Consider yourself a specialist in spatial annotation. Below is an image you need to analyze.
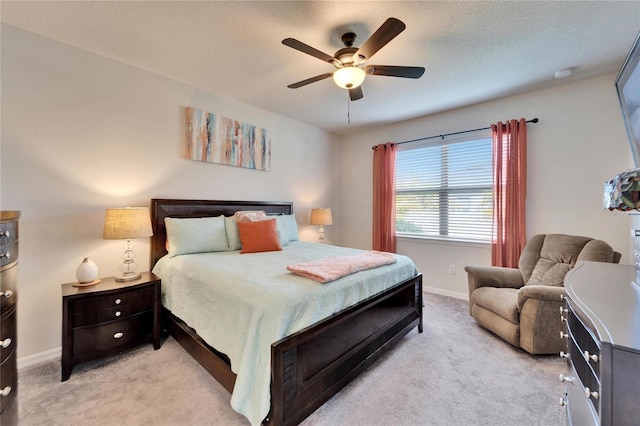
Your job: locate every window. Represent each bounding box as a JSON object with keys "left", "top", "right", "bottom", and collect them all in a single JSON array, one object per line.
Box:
[{"left": 395, "top": 133, "right": 492, "bottom": 242}]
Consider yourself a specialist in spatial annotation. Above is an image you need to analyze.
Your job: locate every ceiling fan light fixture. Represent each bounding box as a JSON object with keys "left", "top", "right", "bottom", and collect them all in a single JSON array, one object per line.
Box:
[{"left": 333, "top": 66, "right": 366, "bottom": 89}]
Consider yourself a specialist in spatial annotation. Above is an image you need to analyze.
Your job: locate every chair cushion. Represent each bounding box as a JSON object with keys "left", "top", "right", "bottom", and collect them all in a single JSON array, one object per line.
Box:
[
  {"left": 525, "top": 234, "right": 592, "bottom": 286},
  {"left": 472, "top": 287, "right": 520, "bottom": 324}
]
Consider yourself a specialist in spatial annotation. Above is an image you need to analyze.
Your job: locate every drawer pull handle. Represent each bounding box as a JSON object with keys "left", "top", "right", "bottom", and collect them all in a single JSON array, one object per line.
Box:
[
  {"left": 0, "top": 290, "right": 13, "bottom": 298},
  {"left": 584, "top": 351, "right": 599, "bottom": 363},
  {"left": 0, "top": 386, "right": 11, "bottom": 397},
  {"left": 560, "top": 294, "right": 565, "bottom": 301},
  {"left": 559, "top": 351, "right": 570, "bottom": 359},
  {"left": 115, "top": 311, "right": 122, "bottom": 317},
  {"left": 115, "top": 299, "right": 122, "bottom": 305},
  {"left": 559, "top": 307, "right": 568, "bottom": 315},
  {"left": 559, "top": 397, "right": 566, "bottom": 406},
  {"left": 559, "top": 374, "right": 574, "bottom": 383},
  {"left": 0, "top": 230, "right": 10, "bottom": 238},
  {"left": 113, "top": 332, "right": 124, "bottom": 339},
  {"left": 0, "top": 251, "right": 10, "bottom": 260},
  {"left": 0, "top": 338, "right": 11, "bottom": 349},
  {"left": 584, "top": 387, "right": 599, "bottom": 400},
  {"left": 560, "top": 332, "right": 569, "bottom": 340}
]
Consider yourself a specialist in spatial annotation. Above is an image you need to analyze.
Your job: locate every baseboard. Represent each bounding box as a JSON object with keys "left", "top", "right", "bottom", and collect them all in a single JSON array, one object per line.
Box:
[
  {"left": 18, "top": 347, "right": 61, "bottom": 370},
  {"left": 423, "top": 286, "right": 468, "bottom": 301}
]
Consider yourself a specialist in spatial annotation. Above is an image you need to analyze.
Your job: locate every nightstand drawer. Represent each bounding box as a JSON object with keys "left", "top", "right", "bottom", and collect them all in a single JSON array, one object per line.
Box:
[
  {"left": 0, "top": 349, "right": 17, "bottom": 414},
  {"left": 71, "top": 285, "right": 155, "bottom": 322},
  {"left": 72, "top": 311, "right": 154, "bottom": 356},
  {"left": 0, "top": 307, "right": 16, "bottom": 364},
  {"left": 71, "top": 286, "right": 155, "bottom": 327}
]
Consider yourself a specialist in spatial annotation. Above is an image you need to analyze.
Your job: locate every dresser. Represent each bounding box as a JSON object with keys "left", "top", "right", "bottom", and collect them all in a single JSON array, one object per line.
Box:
[
  {"left": 0, "top": 211, "right": 19, "bottom": 426},
  {"left": 61, "top": 272, "right": 161, "bottom": 381},
  {"left": 562, "top": 261, "right": 640, "bottom": 425}
]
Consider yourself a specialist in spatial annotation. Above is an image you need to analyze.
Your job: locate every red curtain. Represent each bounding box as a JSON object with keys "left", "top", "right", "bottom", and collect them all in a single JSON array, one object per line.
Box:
[
  {"left": 372, "top": 142, "right": 397, "bottom": 253},
  {"left": 491, "top": 119, "right": 527, "bottom": 267}
]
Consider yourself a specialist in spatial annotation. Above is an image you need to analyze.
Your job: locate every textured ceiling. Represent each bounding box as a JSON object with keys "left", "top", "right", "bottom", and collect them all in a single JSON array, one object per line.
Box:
[{"left": 2, "top": 1, "right": 639, "bottom": 135}]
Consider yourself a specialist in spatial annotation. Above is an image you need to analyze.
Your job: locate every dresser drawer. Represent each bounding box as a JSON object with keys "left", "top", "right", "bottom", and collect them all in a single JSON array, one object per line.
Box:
[
  {"left": 0, "top": 349, "right": 17, "bottom": 414},
  {"left": 0, "top": 265, "right": 17, "bottom": 314},
  {"left": 72, "top": 311, "right": 154, "bottom": 356},
  {"left": 566, "top": 362, "right": 598, "bottom": 426},
  {"left": 0, "top": 307, "right": 16, "bottom": 364},
  {"left": 567, "top": 305, "right": 601, "bottom": 377},
  {"left": 0, "top": 221, "right": 17, "bottom": 245},
  {"left": 71, "top": 285, "right": 155, "bottom": 326},
  {"left": 0, "top": 240, "right": 17, "bottom": 271}
]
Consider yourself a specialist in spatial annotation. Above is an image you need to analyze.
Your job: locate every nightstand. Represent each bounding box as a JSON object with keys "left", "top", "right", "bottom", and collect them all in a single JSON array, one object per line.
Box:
[{"left": 61, "top": 271, "right": 161, "bottom": 381}]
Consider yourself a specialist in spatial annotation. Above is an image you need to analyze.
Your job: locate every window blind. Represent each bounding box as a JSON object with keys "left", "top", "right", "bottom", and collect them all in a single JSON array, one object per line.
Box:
[{"left": 396, "top": 135, "right": 493, "bottom": 242}]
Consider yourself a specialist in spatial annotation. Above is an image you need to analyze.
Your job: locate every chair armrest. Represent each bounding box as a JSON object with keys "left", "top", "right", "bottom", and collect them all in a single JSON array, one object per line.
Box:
[
  {"left": 465, "top": 265, "right": 524, "bottom": 291},
  {"left": 465, "top": 265, "right": 524, "bottom": 315},
  {"left": 517, "top": 285, "right": 567, "bottom": 312}
]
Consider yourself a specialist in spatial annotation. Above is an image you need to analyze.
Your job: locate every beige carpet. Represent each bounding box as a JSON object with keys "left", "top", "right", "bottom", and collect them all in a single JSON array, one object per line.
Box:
[{"left": 18, "top": 293, "right": 565, "bottom": 425}]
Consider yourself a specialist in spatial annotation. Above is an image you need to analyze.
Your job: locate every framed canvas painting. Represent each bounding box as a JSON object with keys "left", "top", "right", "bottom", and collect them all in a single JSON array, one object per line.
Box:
[{"left": 615, "top": 32, "right": 640, "bottom": 167}]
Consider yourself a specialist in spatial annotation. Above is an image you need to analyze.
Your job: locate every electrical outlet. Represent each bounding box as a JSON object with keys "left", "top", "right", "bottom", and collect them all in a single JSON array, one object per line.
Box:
[{"left": 449, "top": 265, "right": 456, "bottom": 275}]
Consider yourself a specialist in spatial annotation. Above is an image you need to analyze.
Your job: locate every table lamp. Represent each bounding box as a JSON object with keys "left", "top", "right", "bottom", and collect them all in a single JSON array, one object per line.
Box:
[
  {"left": 103, "top": 207, "right": 153, "bottom": 281},
  {"left": 310, "top": 208, "right": 332, "bottom": 244}
]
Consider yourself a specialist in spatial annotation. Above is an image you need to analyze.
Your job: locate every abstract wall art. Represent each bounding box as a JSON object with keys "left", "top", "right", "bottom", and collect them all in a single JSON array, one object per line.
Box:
[{"left": 185, "top": 106, "right": 271, "bottom": 171}]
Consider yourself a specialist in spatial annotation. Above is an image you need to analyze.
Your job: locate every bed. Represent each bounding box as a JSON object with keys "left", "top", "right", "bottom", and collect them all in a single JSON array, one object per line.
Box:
[{"left": 149, "top": 198, "right": 423, "bottom": 426}]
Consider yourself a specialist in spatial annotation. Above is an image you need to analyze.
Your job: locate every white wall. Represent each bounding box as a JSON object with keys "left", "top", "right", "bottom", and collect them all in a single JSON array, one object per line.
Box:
[
  {"left": 340, "top": 74, "right": 632, "bottom": 298},
  {"left": 1, "top": 25, "right": 342, "bottom": 362}
]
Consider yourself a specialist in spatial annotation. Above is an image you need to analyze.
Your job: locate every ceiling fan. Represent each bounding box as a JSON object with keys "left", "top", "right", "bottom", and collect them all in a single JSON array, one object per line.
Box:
[{"left": 282, "top": 17, "right": 425, "bottom": 101}]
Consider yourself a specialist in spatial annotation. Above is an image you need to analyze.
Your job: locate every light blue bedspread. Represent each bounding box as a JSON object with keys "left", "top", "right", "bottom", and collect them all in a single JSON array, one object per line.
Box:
[{"left": 153, "top": 241, "right": 418, "bottom": 425}]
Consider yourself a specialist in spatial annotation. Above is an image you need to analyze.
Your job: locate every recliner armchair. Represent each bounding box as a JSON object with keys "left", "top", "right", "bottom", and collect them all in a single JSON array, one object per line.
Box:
[{"left": 465, "top": 234, "right": 620, "bottom": 355}]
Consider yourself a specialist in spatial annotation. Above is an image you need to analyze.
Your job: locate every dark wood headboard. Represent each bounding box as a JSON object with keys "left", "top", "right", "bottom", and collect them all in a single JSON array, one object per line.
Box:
[{"left": 149, "top": 198, "right": 293, "bottom": 268}]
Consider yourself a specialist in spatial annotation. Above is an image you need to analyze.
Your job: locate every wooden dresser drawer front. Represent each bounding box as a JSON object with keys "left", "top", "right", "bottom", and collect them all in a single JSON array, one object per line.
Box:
[
  {"left": 0, "top": 221, "right": 17, "bottom": 245},
  {"left": 72, "top": 312, "right": 154, "bottom": 356},
  {"left": 0, "top": 307, "right": 16, "bottom": 363},
  {"left": 566, "top": 361, "right": 599, "bottom": 426},
  {"left": 0, "top": 265, "right": 17, "bottom": 314},
  {"left": 71, "top": 286, "right": 155, "bottom": 316},
  {"left": 0, "top": 240, "right": 17, "bottom": 271},
  {"left": 0, "top": 349, "right": 17, "bottom": 413},
  {"left": 72, "top": 304, "right": 152, "bottom": 327},
  {"left": 567, "top": 308, "right": 601, "bottom": 379}
]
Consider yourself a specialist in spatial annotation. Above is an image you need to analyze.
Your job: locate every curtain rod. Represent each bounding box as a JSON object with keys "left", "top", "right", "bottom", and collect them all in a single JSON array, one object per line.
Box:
[{"left": 390, "top": 117, "right": 539, "bottom": 147}]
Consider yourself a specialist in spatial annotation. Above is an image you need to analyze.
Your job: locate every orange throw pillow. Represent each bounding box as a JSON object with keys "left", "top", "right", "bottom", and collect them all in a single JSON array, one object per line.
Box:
[{"left": 238, "top": 218, "right": 283, "bottom": 254}]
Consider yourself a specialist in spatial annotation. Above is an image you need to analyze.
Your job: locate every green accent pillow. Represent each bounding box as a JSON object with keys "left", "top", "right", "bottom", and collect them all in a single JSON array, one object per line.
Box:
[{"left": 165, "top": 216, "right": 229, "bottom": 257}]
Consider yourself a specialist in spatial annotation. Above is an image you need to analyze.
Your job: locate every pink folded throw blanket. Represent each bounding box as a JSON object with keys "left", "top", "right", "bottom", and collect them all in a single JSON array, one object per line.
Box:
[{"left": 287, "top": 251, "right": 397, "bottom": 283}]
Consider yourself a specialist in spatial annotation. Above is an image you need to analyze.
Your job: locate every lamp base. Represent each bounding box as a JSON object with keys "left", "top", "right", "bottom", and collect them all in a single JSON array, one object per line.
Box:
[
  {"left": 115, "top": 273, "right": 141, "bottom": 282},
  {"left": 318, "top": 225, "right": 327, "bottom": 244}
]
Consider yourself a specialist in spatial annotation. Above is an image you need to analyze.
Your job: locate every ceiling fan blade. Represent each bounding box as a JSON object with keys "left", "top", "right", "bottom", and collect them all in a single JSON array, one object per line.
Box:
[
  {"left": 354, "top": 17, "right": 406, "bottom": 62},
  {"left": 287, "top": 72, "right": 334, "bottom": 89},
  {"left": 365, "top": 65, "right": 425, "bottom": 79},
  {"left": 282, "top": 38, "right": 338, "bottom": 65},
  {"left": 349, "top": 86, "right": 364, "bottom": 101}
]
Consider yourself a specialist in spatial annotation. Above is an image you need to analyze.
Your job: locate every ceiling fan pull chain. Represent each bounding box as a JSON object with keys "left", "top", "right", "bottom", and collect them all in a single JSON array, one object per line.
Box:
[{"left": 347, "top": 94, "right": 351, "bottom": 124}]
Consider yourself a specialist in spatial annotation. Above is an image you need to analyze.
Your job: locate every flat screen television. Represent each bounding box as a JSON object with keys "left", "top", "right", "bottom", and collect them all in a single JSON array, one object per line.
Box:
[{"left": 615, "top": 32, "right": 640, "bottom": 167}]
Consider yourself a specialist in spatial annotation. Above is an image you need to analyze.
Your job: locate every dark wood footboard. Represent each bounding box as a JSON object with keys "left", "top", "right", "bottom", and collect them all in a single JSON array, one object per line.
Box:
[{"left": 269, "top": 273, "right": 423, "bottom": 426}]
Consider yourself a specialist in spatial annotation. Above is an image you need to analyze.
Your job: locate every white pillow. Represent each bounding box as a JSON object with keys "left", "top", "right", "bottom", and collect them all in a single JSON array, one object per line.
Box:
[
  {"left": 165, "top": 216, "right": 229, "bottom": 257},
  {"left": 276, "top": 214, "right": 299, "bottom": 243},
  {"left": 224, "top": 216, "right": 242, "bottom": 251}
]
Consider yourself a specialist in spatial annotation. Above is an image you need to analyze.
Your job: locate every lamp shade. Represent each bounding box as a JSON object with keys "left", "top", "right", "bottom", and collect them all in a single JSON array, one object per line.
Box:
[
  {"left": 103, "top": 207, "right": 153, "bottom": 240},
  {"left": 310, "top": 208, "right": 333, "bottom": 226},
  {"left": 332, "top": 67, "right": 366, "bottom": 89}
]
